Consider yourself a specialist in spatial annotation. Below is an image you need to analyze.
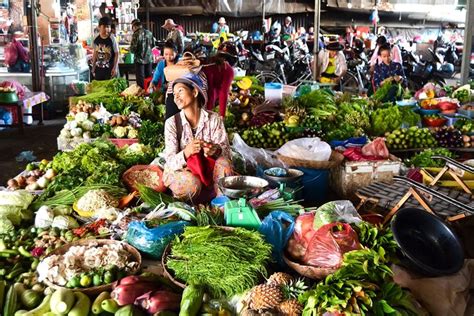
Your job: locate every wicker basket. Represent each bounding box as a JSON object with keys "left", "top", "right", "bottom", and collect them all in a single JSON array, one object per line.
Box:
[
  {"left": 283, "top": 253, "right": 338, "bottom": 280},
  {"left": 277, "top": 150, "right": 344, "bottom": 169},
  {"left": 161, "top": 244, "right": 186, "bottom": 289},
  {"left": 41, "top": 239, "right": 142, "bottom": 295},
  {"left": 122, "top": 165, "right": 166, "bottom": 193}
]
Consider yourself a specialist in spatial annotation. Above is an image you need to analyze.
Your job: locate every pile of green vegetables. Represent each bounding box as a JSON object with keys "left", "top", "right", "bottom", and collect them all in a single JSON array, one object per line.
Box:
[
  {"left": 138, "top": 120, "right": 165, "bottom": 150},
  {"left": 300, "top": 222, "right": 426, "bottom": 316},
  {"left": 70, "top": 78, "right": 128, "bottom": 113},
  {"left": 385, "top": 127, "right": 437, "bottom": 150},
  {"left": 166, "top": 226, "right": 272, "bottom": 298},
  {"left": 406, "top": 148, "right": 456, "bottom": 168},
  {"left": 37, "top": 140, "right": 154, "bottom": 197},
  {"left": 370, "top": 105, "right": 420, "bottom": 136}
]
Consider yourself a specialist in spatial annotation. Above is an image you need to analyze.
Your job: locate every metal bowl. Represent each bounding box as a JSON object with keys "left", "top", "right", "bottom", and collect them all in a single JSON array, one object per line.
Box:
[
  {"left": 218, "top": 176, "right": 269, "bottom": 198},
  {"left": 263, "top": 168, "right": 304, "bottom": 184}
]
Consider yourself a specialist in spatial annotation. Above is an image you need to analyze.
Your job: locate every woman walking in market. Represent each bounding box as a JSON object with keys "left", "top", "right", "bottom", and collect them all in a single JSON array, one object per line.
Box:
[
  {"left": 149, "top": 40, "right": 178, "bottom": 93},
  {"left": 163, "top": 72, "right": 233, "bottom": 203},
  {"left": 91, "top": 17, "right": 119, "bottom": 81},
  {"left": 164, "top": 42, "right": 237, "bottom": 119}
]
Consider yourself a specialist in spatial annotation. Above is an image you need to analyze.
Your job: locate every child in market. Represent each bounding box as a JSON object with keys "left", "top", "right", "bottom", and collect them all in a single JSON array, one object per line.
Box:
[
  {"left": 149, "top": 40, "right": 178, "bottom": 94},
  {"left": 91, "top": 17, "right": 119, "bottom": 81}
]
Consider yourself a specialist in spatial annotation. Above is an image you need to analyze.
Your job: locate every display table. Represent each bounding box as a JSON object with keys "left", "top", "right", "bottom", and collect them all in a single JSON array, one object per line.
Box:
[{"left": 0, "top": 91, "right": 49, "bottom": 134}]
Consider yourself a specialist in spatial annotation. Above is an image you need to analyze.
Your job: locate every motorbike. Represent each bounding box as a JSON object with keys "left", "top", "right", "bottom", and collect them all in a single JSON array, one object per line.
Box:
[
  {"left": 402, "top": 47, "right": 454, "bottom": 91},
  {"left": 340, "top": 50, "right": 371, "bottom": 94}
]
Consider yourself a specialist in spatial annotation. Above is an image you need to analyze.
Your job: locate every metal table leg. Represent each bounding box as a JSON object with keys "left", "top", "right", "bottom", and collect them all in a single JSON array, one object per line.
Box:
[{"left": 17, "top": 103, "right": 24, "bottom": 135}]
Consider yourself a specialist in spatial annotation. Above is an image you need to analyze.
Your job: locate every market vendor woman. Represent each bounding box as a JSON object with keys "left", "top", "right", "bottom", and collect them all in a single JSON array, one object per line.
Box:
[{"left": 163, "top": 73, "right": 233, "bottom": 202}]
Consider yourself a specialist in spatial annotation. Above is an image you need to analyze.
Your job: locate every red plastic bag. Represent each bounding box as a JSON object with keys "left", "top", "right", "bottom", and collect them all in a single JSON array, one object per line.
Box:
[
  {"left": 287, "top": 212, "right": 316, "bottom": 261},
  {"left": 343, "top": 147, "right": 383, "bottom": 161},
  {"left": 303, "top": 223, "right": 360, "bottom": 268},
  {"left": 361, "top": 137, "right": 389, "bottom": 159}
]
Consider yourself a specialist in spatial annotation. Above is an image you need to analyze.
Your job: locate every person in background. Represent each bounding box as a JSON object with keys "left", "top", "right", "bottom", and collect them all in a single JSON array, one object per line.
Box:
[
  {"left": 91, "top": 17, "right": 119, "bottom": 80},
  {"left": 373, "top": 43, "right": 406, "bottom": 89},
  {"left": 344, "top": 26, "right": 355, "bottom": 48},
  {"left": 163, "top": 73, "right": 233, "bottom": 202},
  {"left": 149, "top": 40, "right": 178, "bottom": 93},
  {"left": 317, "top": 40, "right": 347, "bottom": 84},
  {"left": 216, "top": 17, "right": 229, "bottom": 34},
  {"left": 7, "top": 22, "right": 14, "bottom": 35},
  {"left": 370, "top": 35, "right": 402, "bottom": 70},
  {"left": 282, "top": 16, "right": 295, "bottom": 37},
  {"left": 162, "top": 19, "right": 184, "bottom": 55},
  {"left": 5, "top": 33, "right": 30, "bottom": 73},
  {"left": 130, "top": 19, "right": 154, "bottom": 89},
  {"left": 201, "top": 41, "right": 236, "bottom": 118}
]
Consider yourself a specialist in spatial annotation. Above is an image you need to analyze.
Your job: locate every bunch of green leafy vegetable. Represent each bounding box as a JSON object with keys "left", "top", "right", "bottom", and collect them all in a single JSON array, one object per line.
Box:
[
  {"left": 138, "top": 120, "right": 164, "bottom": 149},
  {"left": 46, "top": 139, "right": 154, "bottom": 195},
  {"left": 122, "top": 96, "right": 164, "bottom": 121},
  {"left": 369, "top": 105, "right": 404, "bottom": 136},
  {"left": 300, "top": 249, "right": 426, "bottom": 316},
  {"left": 336, "top": 101, "right": 370, "bottom": 136},
  {"left": 352, "top": 221, "right": 399, "bottom": 260},
  {"left": 116, "top": 143, "right": 156, "bottom": 167},
  {"left": 167, "top": 226, "right": 272, "bottom": 298},
  {"left": 297, "top": 89, "right": 337, "bottom": 119},
  {"left": 87, "top": 78, "right": 128, "bottom": 94},
  {"left": 399, "top": 106, "right": 421, "bottom": 127},
  {"left": 372, "top": 80, "right": 403, "bottom": 103},
  {"left": 405, "top": 148, "right": 456, "bottom": 167}
]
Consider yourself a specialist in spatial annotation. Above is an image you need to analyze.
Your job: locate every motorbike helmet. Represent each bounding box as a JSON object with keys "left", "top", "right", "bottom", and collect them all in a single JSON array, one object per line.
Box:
[{"left": 217, "top": 41, "right": 239, "bottom": 66}]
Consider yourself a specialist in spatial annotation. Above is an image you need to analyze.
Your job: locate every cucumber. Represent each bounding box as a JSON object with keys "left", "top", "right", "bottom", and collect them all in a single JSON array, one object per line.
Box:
[
  {"left": 50, "top": 288, "right": 75, "bottom": 315},
  {"left": 67, "top": 292, "right": 91, "bottom": 316},
  {"left": 3, "top": 284, "right": 18, "bottom": 316},
  {"left": 22, "top": 294, "right": 52, "bottom": 316},
  {"left": 101, "top": 299, "right": 119, "bottom": 314},
  {"left": 92, "top": 291, "right": 111, "bottom": 314}
]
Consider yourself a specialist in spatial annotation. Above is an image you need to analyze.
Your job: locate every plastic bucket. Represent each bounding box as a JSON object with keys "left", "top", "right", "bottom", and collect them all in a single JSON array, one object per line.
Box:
[
  {"left": 265, "top": 82, "right": 283, "bottom": 102},
  {"left": 296, "top": 167, "right": 330, "bottom": 204},
  {"left": 211, "top": 196, "right": 231, "bottom": 210}
]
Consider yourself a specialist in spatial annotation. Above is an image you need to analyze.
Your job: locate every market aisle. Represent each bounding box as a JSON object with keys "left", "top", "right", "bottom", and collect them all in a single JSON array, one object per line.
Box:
[{"left": 0, "top": 118, "right": 64, "bottom": 184}]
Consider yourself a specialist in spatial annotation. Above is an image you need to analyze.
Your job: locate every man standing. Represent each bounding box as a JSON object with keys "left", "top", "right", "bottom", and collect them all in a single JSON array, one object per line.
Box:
[
  {"left": 92, "top": 17, "right": 119, "bottom": 80},
  {"left": 216, "top": 17, "right": 229, "bottom": 34},
  {"left": 162, "top": 19, "right": 184, "bottom": 55},
  {"left": 282, "top": 16, "right": 295, "bottom": 38},
  {"left": 130, "top": 19, "right": 154, "bottom": 89}
]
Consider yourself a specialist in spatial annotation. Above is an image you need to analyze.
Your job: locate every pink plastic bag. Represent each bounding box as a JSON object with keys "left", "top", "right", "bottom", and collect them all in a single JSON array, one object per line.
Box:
[
  {"left": 361, "top": 137, "right": 389, "bottom": 159},
  {"left": 286, "top": 213, "right": 316, "bottom": 261},
  {"left": 303, "top": 223, "right": 360, "bottom": 268}
]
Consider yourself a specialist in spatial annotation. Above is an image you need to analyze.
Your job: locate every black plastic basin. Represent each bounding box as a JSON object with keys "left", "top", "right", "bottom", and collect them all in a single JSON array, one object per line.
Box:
[{"left": 391, "top": 208, "right": 465, "bottom": 277}]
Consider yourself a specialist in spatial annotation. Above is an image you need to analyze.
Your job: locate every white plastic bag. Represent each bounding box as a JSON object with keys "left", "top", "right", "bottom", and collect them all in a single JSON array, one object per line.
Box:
[
  {"left": 277, "top": 138, "right": 331, "bottom": 161},
  {"left": 232, "top": 133, "right": 286, "bottom": 171}
]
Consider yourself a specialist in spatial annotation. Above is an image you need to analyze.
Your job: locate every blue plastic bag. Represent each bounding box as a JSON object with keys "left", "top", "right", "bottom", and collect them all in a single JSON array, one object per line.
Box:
[
  {"left": 258, "top": 211, "right": 295, "bottom": 267},
  {"left": 329, "top": 136, "right": 368, "bottom": 149},
  {"left": 126, "top": 221, "right": 189, "bottom": 259}
]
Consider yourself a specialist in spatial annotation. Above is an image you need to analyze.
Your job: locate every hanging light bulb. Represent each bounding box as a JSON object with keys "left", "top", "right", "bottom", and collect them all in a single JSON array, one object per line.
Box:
[{"left": 347, "top": 0, "right": 353, "bottom": 9}]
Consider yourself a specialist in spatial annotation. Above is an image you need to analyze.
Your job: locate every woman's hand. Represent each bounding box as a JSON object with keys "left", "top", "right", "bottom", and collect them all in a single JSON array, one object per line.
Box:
[
  {"left": 184, "top": 139, "right": 202, "bottom": 159},
  {"left": 202, "top": 142, "right": 221, "bottom": 158}
]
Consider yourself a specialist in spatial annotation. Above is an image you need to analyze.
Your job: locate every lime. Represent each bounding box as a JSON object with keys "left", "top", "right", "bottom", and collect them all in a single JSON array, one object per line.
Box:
[
  {"left": 92, "top": 274, "right": 102, "bottom": 287},
  {"left": 80, "top": 274, "right": 92, "bottom": 287},
  {"left": 69, "top": 276, "right": 80, "bottom": 288},
  {"left": 103, "top": 271, "right": 114, "bottom": 284}
]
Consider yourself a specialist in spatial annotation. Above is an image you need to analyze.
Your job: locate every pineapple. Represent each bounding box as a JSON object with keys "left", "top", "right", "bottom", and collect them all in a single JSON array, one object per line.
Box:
[
  {"left": 282, "top": 278, "right": 309, "bottom": 300},
  {"left": 267, "top": 272, "right": 294, "bottom": 287},
  {"left": 240, "top": 308, "right": 260, "bottom": 316},
  {"left": 249, "top": 284, "right": 284, "bottom": 311},
  {"left": 278, "top": 299, "right": 304, "bottom": 316}
]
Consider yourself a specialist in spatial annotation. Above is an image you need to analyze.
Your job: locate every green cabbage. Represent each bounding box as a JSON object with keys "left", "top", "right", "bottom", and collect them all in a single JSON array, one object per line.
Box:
[
  {"left": 0, "top": 216, "right": 14, "bottom": 234},
  {"left": 51, "top": 215, "right": 79, "bottom": 230},
  {"left": 0, "top": 191, "right": 34, "bottom": 225}
]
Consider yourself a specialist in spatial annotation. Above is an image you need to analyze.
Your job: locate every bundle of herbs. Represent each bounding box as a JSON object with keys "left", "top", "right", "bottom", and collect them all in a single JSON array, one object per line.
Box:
[{"left": 166, "top": 226, "right": 272, "bottom": 298}]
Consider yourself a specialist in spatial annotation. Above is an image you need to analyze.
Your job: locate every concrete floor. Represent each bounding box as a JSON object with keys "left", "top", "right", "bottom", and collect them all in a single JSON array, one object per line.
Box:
[{"left": 0, "top": 118, "right": 64, "bottom": 185}]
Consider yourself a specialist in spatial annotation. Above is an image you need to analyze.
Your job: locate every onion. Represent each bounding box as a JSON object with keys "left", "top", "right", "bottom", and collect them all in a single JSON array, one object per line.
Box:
[
  {"left": 7, "top": 178, "right": 19, "bottom": 189},
  {"left": 14, "top": 175, "right": 26, "bottom": 187},
  {"left": 26, "top": 176, "right": 37, "bottom": 185}
]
